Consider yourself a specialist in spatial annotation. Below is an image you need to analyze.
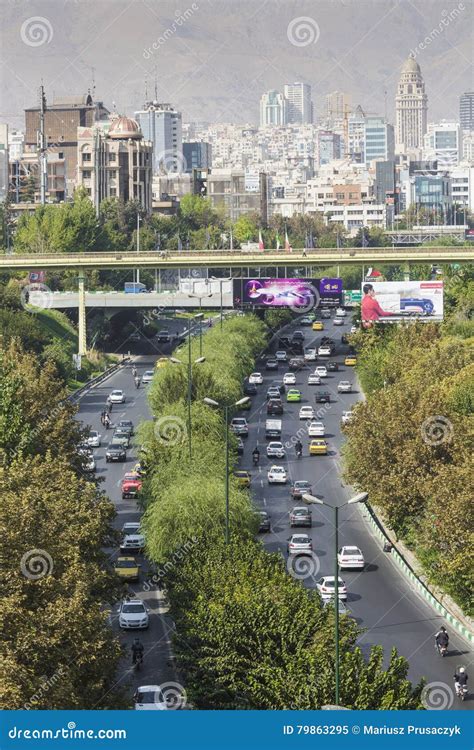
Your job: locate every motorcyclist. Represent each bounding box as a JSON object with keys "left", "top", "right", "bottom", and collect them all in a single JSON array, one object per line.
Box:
[
  {"left": 252, "top": 446, "right": 260, "bottom": 464},
  {"left": 295, "top": 439, "right": 303, "bottom": 456},
  {"left": 104, "top": 413, "right": 111, "bottom": 430},
  {"left": 131, "top": 638, "right": 144, "bottom": 665},
  {"left": 435, "top": 626, "right": 449, "bottom": 653},
  {"left": 132, "top": 366, "right": 137, "bottom": 378},
  {"left": 454, "top": 667, "right": 468, "bottom": 695},
  {"left": 134, "top": 375, "right": 140, "bottom": 389}
]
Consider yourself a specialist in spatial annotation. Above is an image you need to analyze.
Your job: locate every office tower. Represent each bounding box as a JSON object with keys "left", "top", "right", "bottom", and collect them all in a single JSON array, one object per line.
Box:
[
  {"left": 182, "top": 142, "right": 212, "bottom": 172},
  {"left": 395, "top": 57, "right": 428, "bottom": 150},
  {"left": 459, "top": 92, "right": 474, "bottom": 131},
  {"left": 424, "top": 121, "right": 462, "bottom": 169},
  {"left": 259, "top": 90, "right": 288, "bottom": 127},
  {"left": 364, "top": 117, "right": 395, "bottom": 165},
  {"left": 135, "top": 102, "right": 182, "bottom": 173},
  {"left": 284, "top": 83, "right": 313, "bottom": 125}
]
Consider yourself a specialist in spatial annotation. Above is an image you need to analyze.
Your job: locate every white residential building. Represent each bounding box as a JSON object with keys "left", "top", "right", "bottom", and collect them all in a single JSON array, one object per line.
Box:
[
  {"left": 449, "top": 164, "right": 474, "bottom": 211},
  {"left": 424, "top": 121, "right": 462, "bottom": 169},
  {"left": 314, "top": 203, "right": 386, "bottom": 235}
]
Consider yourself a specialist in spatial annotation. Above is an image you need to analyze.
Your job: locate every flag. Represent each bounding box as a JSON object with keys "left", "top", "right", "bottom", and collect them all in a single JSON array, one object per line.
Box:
[
  {"left": 205, "top": 228, "right": 211, "bottom": 248},
  {"left": 336, "top": 232, "right": 341, "bottom": 249},
  {"left": 275, "top": 231, "right": 281, "bottom": 250},
  {"left": 230, "top": 228, "right": 234, "bottom": 250},
  {"left": 258, "top": 229, "right": 265, "bottom": 251},
  {"left": 361, "top": 230, "right": 368, "bottom": 248},
  {"left": 285, "top": 228, "right": 292, "bottom": 253},
  {"left": 177, "top": 236, "right": 183, "bottom": 252}
]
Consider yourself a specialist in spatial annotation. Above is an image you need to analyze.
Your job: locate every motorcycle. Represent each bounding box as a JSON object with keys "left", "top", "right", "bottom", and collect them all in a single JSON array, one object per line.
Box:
[
  {"left": 252, "top": 452, "right": 260, "bottom": 466},
  {"left": 436, "top": 642, "right": 448, "bottom": 657},
  {"left": 295, "top": 447, "right": 302, "bottom": 459},
  {"left": 134, "top": 377, "right": 140, "bottom": 389},
  {"left": 455, "top": 683, "right": 468, "bottom": 701},
  {"left": 133, "top": 652, "right": 143, "bottom": 671}
]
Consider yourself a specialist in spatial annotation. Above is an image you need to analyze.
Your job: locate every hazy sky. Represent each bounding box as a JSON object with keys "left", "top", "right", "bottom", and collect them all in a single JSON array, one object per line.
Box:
[{"left": 1, "top": 0, "right": 472, "bottom": 129}]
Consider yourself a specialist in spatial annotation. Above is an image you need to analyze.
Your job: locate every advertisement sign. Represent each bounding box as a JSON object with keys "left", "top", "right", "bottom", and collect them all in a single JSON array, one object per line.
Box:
[
  {"left": 360, "top": 281, "right": 443, "bottom": 324},
  {"left": 344, "top": 290, "right": 362, "bottom": 306},
  {"left": 28, "top": 270, "right": 46, "bottom": 283},
  {"left": 233, "top": 278, "right": 342, "bottom": 310}
]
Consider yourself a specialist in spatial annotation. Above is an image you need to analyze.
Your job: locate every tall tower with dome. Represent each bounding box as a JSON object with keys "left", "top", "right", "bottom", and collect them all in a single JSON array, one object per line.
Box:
[{"left": 395, "top": 56, "right": 428, "bottom": 151}]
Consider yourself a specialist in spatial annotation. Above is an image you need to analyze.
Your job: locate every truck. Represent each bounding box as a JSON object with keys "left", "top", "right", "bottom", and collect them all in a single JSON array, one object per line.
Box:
[
  {"left": 265, "top": 419, "right": 282, "bottom": 439},
  {"left": 124, "top": 282, "right": 147, "bottom": 294}
]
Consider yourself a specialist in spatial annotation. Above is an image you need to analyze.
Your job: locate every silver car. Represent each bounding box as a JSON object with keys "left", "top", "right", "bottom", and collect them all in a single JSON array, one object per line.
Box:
[
  {"left": 266, "top": 441, "right": 286, "bottom": 458},
  {"left": 337, "top": 381, "right": 352, "bottom": 393},
  {"left": 287, "top": 534, "right": 313, "bottom": 555}
]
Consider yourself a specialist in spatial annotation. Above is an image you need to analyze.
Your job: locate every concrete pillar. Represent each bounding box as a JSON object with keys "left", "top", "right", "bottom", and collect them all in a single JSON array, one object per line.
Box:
[
  {"left": 78, "top": 270, "right": 87, "bottom": 356},
  {"left": 403, "top": 262, "right": 410, "bottom": 282}
]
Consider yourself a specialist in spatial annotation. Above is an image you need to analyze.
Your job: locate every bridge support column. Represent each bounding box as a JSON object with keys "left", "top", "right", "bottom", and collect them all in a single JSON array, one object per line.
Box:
[
  {"left": 403, "top": 262, "right": 410, "bottom": 282},
  {"left": 78, "top": 270, "right": 87, "bottom": 356}
]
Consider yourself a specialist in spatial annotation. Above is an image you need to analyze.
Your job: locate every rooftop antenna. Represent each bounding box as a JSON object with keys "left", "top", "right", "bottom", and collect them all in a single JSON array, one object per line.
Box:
[
  {"left": 154, "top": 67, "right": 158, "bottom": 101},
  {"left": 90, "top": 66, "right": 96, "bottom": 99},
  {"left": 144, "top": 75, "right": 148, "bottom": 104}
]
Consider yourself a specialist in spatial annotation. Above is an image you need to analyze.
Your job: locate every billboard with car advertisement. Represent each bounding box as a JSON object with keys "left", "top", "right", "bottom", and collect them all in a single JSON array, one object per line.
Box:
[
  {"left": 232, "top": 278, "right": 342, "bottom": 310},
  {"left": 360, "top": 280, "right": 444, "bottom": 325}
]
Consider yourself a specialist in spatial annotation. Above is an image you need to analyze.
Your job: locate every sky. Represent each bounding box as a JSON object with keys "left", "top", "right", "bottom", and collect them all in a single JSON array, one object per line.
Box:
[{"left": 1, "top": 0, "right": 473, "bottom": 129}]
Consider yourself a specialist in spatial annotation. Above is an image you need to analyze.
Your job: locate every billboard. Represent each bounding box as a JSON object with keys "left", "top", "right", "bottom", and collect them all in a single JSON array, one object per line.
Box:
[
  {"left": 360, "top": 281, "right": 444, "bottom": 325},
  {"left": 233, "top": 278, "right": 342, "bottom": 310}
]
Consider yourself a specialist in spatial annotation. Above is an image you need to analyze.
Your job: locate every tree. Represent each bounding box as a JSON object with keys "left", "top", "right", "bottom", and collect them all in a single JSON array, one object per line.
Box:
[{"left": 233, "top": 214, "right": 258, "bottom": 244}]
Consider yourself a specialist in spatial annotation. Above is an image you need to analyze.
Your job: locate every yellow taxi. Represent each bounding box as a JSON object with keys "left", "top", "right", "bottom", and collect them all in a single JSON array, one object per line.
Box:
[
  {"left": 312, "top": 321, "right": 324, "bottom": 331},
  {"left": 234, "top": 470, "right": 251, "bottom": 487},
  {"left": 155, "top": 357, "right": 170, "bottom": 369},
  {"left": 114, "top": 556, "right": 140, "bottom": 581},
  {"left": 309, "top": 439, "right": 328, "bottom": 456},
  {"left": 344, "top": 355, "right": 357, "bottom": 366}
]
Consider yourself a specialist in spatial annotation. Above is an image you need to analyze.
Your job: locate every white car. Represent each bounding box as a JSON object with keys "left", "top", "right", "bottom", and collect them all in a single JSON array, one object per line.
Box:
[
  {"left": 79, "top": 449, "right": 96, "bottom": 472},
  {"left": 333, "top": 318, "right": 344, "bottom": 326},
  {"left": 118, "top": 599, "right": 149, "bottom": 629},
  {"left": 109, "top": 389, "right": 125, "bottom": 404},
  {"left": 267, "top": 465, "right": 287, "bottom": 484},
  {"left": 283, "top": 372, "right": 296, "bottom": 385},
  {"left": 266, "top": 441, "right": 286, "bottom": 458},
  {"left": 304, "top": 348, "right": 317, "bottom": 361},
  {"left": 341, "top": 410, "right": 354, "bottom": 425},
  {"left": 335, "top": 308, "right": 346, "bottom": 318},
  {"left": 338, "top": 380, "right": 352, "bottom": 393},
  {"left": 134, "top": 685, "right": 168, "bottom": 711},
  {"left": 142, "top": 370, "right": 154, "bottom": 384},
  {"left": 308, "top": 421, "right": 325, "bottom": 437},
  {"left": 121, "top": 522, "right": 145, "bottom": 552},
  {"left": 315, "top": 366, "right": 328, "bottom": 378},
  {"left": 350, "top": 325, "right": 358, "bottom": 334},
  {"left": 307, "top": 373, "right": 321, "bottom": 386},
  {"left": 287, "top": 534, "right": 313, "bottom": 555},
  {"left": 87, "top": 430, "right": 101, "bottom": 448},
  {"left": 338, "top": 546, "right": 365, "bottom": 570},
  {"left": 299, "top": 405, "right": 315, "bottom": 420},
  {"left": 317, "top": 576, "right": 348, "bottom": 601},
  {"left": 318, "top": 345, "right": 332, "bottom": 357},
  {"left": 275, "top": 350, "right": 287, "bottom": 361},
  {"left": 249, "top": 372, "right": 263, "bottom": 384}
]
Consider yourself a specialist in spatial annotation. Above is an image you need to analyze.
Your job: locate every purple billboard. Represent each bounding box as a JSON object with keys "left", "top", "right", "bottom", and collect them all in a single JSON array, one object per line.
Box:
[{"left": 233, "top": 278, "right": 342, "bottom": 310}]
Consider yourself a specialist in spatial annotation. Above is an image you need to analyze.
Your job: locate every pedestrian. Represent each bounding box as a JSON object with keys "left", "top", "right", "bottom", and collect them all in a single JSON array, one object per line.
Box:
[
  {"left": 100, "top": 410, "right": 106, "bottom": 425},
  {"left": 302, "top": 248, "right": 307, "bottom": 257},
  {"left": 107, "top": 400, "right": 113, "bottom": 414}
]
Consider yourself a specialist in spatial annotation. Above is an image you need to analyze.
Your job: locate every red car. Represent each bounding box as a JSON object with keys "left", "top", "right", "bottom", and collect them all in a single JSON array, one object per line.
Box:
[{"left": 121, "top": 472, "right": 143, "bottom": 499}]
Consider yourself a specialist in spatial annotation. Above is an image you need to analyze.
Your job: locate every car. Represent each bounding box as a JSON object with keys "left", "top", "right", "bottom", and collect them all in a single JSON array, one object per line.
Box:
[
  {"left": 290, "top": 480, "right": 312, "bottom": 500},
  {"left": 344, "top": 355, "right": 357, "bottom": 366},
  {"left": 320, "top": 309, "right": 331, "bottom": 319},
  {"left": 292, "top": 330, "right": 304, "bottom": 341},
  {"left": 318, "top": 345, "right": 332, "bottom": 357},
  {"left": 323, "top": 597, "right": 351, "bottom": 616},
  {"left": 400, "top": 297, "right": 434, "bottom": 315},
  {"left": 121, "top": 472, "right": 143, "bottom": 499},
  {"left": 287, "top": 534, "right": 313, "bottom": 555},
  {"left": 120, "top": 522, "right": 145, "bottom": 552},
  {"left": 327, "top": 361, "right": 339, "bottom": 372},
  {"left": 315, "top": 365, "right": 328, "bottom": 378},
  {"left": 234, "top": 470, "right": 251, "bottom": 487},
  {"left": 266, "top": 386, "right": 281, "bottom": 400},
  {"left": 299, "top": 316, "right": 313, "bottom": 326},
  {"left": 129, "top": 332, "right": 141, "bottom": 341},
  {"left": 266, "top": 441, "right": 286, "bottom": 458},
  {"left": 106, "top": 440, "right": 127, "bottom": 463},
  {"left": 270, "top": 380, "right": 286, "bottom": 394},
  {"left": 236, "top": 437, "right": 244, "bottom": 455},
  {"left": 278, "top": 336, "right": 292, "bottom": 349},
  {"left": 338, "top": 380, "right": 352, "bottom": 393},
  {"left": 309, "top": 439, "right": 328, "bottom": 455},
  {"left": 114, "top": 556, "right": 140, "bottom": 581},
  {"left": 244, "top": 380, "right": 258, "bottom": 396},
  {"left": 79, "top": 449, "right": 96, "bottom": 472},
  {"left": 335, "top": 308, "right": 346, "bottom": 318},
  {"left": 338, "top": 546, "right": 365, "bottom": 570},
  {"left": 312, "top": 321, "right": 324, "bottom": 331},
  {"left": 275, "top": 350, "right": 287, "bottom": 361},
  {"left": 317, "top": 576, "right": 347, "bottom": 601},
  {"left": 341, "top": 334, "right": 349, "bottom": 345},
  {"left": 230, "top": 418, "right": 249, "bottom": 436},
  {"left": 286, "top": 388, "right": 301, "bottom": 402},
  {"left": 350, "top": 325, "right": 358, "bottom": 334},
  {"left": 304, "top": 348, "right": 317, "bottom": 361},
  {"left": 248, "top": 372, "right": 263, "bottom": 384},
  {"left": 315, "top": 391, "right": 331, "bottom": 403},
  {"left": 267, "top": 398, "right": 283, "bottom": 415},
  {"left": 118, "top": 599, "right": 149, "bottom": 630},
  {"left": 289, "top": 506, "right": 312, "bottom": 528},
  {"left": 341, "top": 410, "right": 354, "bottom": 425},
  {"left": 117, "top": 419, "right": 134, "bottom": 436},
  {"left": 333, "top": 317, "right": 344, "bottom": 326},
  {"left": 299, "top": 405, "right": 315, "bottom": 420},
  {"left": 87, "top": 430, "right": 101, "bottom": 448},
  {"left": 156, "top": 330, "right": 171, "bottom": 343},
  {"left": 288, "top": 357, "right": 305, "bottom": 371},
  {"left": 113, "top": 429, "right": 131, "bottom": 448},
  {"left": 257, "top": 511, "right": 271, "bottom": 533},
  {"left": 308, "top": 421, "right": 325, "bottom": 437},
  {"left": 321, "top": 336, "right": 335, "bottom": 348},
  {"left": 108, "top": 389, "right": 125, "bottom": 404},
  {"left": 265, "top": 358, "right": 279, "bottom": 371},
  {"left": 133, "top": 685, "right": 168, "bottom": 711},
  {"left": 142, "top": 370, "right": 154, "bottom": 384},
  {"left": 267, "top": 465, "right": 287, "bottom": 484},
  {"left": 283, "top": 372, "right": 296, "bottom": 385},
  {"left": 307, "top": 372, "right": 321, "bottom": 386}
]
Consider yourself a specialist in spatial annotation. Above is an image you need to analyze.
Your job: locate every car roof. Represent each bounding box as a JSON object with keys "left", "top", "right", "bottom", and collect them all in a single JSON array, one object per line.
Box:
[{"left": 122, "top": 598, "right": 144, "bottom": 605}]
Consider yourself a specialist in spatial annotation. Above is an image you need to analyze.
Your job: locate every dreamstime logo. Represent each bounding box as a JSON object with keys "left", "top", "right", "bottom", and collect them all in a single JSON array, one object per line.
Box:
[
  {"left": 21, "top": 283, "right": 53, "bottom": 311},
  {"left": 421, "top": 415, "right": 453, "bottom": 446},
  {"left": 157, "top": 149, "right": 187, "bottom": 174},
  {"left": 421, "top": 681, "right": 454, "bottom": 710},
  {"left": 286, "top": 552, "right": 320, "bottom": 580},
  {"left": 154, "top": 415, "right": 186, "bottom": 445},
  {"left": 161, "top": 681, "right": 187, "bottom": 709},
  {"left": 410, "top": 3, "right": 465, "bottom": 59},
  {"left": 287, "top": 16, "right": 320, "bottom": 47},
  {"left": 20, "top": 16, "right": 53, "bottom": 46},
  {"left": 21, "top": 549, "right": 54, "bottom": 580},
  {"left": 143, "top": 3, "right": 199, "bottom": 59},
  {"left": 288, "top": 283, "right": 320, "bottom": 314}
]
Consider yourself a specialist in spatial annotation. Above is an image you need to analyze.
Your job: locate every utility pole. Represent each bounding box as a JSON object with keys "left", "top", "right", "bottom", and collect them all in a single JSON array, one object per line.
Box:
[{"left": 39, "top": 84, "right": 47, "bottom": 205}]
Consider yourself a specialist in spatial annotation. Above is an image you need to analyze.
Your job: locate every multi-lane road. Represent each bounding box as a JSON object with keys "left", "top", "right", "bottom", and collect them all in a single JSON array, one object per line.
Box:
[{"left": 75, "top": 314, "right": 472, "bottom": 709}]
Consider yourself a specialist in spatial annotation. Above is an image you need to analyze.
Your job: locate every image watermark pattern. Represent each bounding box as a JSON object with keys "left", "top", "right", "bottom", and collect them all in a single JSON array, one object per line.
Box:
[
  {"left": 421, "top": 681, "right": 454, "bottom": 710},
  {"left": 156, "top": 149, "right": 187, "bottom": 174},
  {"left": 143, "top": 4, "right": 199, "bottom": 58},
  {"left": 161, "top": 681, "right": 187, "bottom": 709},
  {"left": 21, "top": 549, "right": 54, "bottom": 580},
  {"left": 286, "top": 551, "right": 320, "bottom": 581},
  {"left": 287, "top": 16, "right": 320, "bottom": 47},
  {"left": 21, "top": 283, "right": 53, "bottom": 311},
  {"left": 24, "top": 668, "right": 67, "bottom": 710},
  {"left": 20, "top": 16, "right": 53, "bottom": 46},
  {"left": 143, "top": 536, "right": 199, "bottom": 591},
  {"left": 421, "top": 415, "right": 453, "bottom": 446},
  {"left": 288, "top": 282, "right": 320, "bottom": 314},
  {"left": 154, "top": 415, "right": 187, "bottom": 445},
  {"left": 410, "top": 4, "right": 466, "bottom": 58}
]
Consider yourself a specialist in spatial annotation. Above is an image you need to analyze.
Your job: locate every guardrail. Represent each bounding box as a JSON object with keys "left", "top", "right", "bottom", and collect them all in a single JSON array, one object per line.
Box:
[{"left": 68, "top": 358, "right": 129, "bottom": 403}]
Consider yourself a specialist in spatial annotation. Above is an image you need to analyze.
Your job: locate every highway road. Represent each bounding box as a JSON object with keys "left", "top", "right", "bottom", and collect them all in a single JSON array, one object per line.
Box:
[{"left": 75, "top": 314, "right": 472, "bottom": 709}]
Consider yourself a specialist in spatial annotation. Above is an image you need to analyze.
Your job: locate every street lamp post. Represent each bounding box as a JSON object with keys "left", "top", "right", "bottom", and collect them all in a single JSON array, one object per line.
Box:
[
  {"left": 204, "top": 396, "right": 250, "bottom": 543},
  {"left": 188, "top": 291, "right": 213, "bottom": 356},
  {"left": 210, "top": 276, "right": 232, "bottom": 330},
  {"left": 170, "top": 312, "right": 205, "bottom": 459},
  {"left": 136, "top": 213, "right": 141, "bottom": 285},
  {"left": 302, "top": 491, "right": 368, "bottom": 706}
]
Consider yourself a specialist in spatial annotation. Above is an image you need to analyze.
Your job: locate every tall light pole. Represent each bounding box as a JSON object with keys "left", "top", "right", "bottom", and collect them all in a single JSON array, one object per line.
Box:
[
  {"left": 204, "top": 396, "right": 250, "bottom": 544},
  {"left": 188, "top": 291, "right": 213, "bottom": 356},
  {"left": 302, "top": 491, "right": 368, "bottom": 707},
  {"left": 170, "top": 312, "right": 205, "bottom": 459},
  {"left": 136, "top": 213, "right": 141, "bottom": 284},
  {"left": 210, "top": 276, "right": 232, "bottom": 330}
]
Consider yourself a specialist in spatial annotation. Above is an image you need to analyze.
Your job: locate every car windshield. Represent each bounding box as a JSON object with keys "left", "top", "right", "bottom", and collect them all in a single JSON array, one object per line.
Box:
[
  {"left": 344, "top": 547, "right": 360, "bottom": 555},
  {"left": 293, "top": 536, "right": 308, "bottom": 543},
  {"left": 119, "top": 422, "right": 132, "bottom": 428},
  {"left": 116, "top": 560, "right": 136, "bottom": 568},
  {"left": 137, "top": 689, "right": 164, "bottom": 704},
  {"left": 89, "top": 431, "right": 98, "bottom": 437},
  {"left": 110, "top": 441, "right": 124, "bottom": 448},
  {"left": 112, "top": 391, "right": 122, "bottom": 396},
  {"left": 123, "top": 603, "right": 144, "bottom": 613}
]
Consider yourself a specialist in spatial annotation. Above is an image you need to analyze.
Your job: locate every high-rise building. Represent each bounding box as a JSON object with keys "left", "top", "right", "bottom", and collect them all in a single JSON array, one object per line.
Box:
[
  {"left": 284, "top": 83, "right": 313, "bottom": 125},
  {"left": 395, "top": 57, "right": 428, "bottom": 151},
  {"left": 182, "top": 142, "right": 212, "bottom": 173},
  {"left": 326, "top": 91, "right": 351, "bottom": 121},
  {"left": 364, "top": 117, "right": 395, "bottom": 165},
  {"left": 0, "top": 123, "right": 8, "bottom": 201},
  {"left": 459, "top": 92, "right": 474, "bottom": 131},
  {"left": 347, "top": 107, "right": 366, "bottom": 162},
  {"left": 259, "top": 90, "right": 288, "bottom": 127},
  {"left": 317, "top": 131, "right": 341, "bottom": 165},
  {"left": 8, "top": 129, "right": 24, "bottom": 161},
  {"left": 134, "top": 102, "right": 182, "bottom": 173},
  {"left": 424, "top": 121, "right": 462, "bottom": 170}
]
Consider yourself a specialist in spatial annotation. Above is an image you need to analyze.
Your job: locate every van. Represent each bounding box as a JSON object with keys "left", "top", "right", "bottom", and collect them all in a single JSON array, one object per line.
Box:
[{"left": 265, "top": 419, "right": 282, "bottom": 439}]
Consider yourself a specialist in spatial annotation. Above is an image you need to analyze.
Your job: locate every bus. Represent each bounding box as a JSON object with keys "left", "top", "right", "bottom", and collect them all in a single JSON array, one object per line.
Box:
[{"left": 124, "top": 282, "right": 147, "bottom": 294}]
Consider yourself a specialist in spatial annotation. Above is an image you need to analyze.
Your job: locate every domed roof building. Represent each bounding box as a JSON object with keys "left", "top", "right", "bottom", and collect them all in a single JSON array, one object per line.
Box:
[
  {"left": 395, "top": 56, "right": 428, "bottom": 151},
  {"left": 108, "top": 116, "right": 142, "bottom": 139}
]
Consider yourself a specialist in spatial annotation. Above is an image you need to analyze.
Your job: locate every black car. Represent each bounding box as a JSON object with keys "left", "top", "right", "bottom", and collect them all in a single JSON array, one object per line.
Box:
[
  {"left": 270, "top": 380, "right": 286, "bottom": 394},
  {"left": 288, "top": 357, "right": 306, "bottom": 371},
  {"left": 327, "top": 361, "right": 339, "bottom": 372},
  {"left": 321, "top": 309, "right": 331, "bottom": 319},
  {"left": 341, "top": 334, "right": 348, "bottom": 345},
  {"left": 243, "top": 381, "right": 258, "bottom": 396},
  {"left": 278, "top": 336, "right": 292, "bottom": 349},
  {"left": 267, "top": 399, "right": 283, "bottom": 415},
  {"left": 292, "top": 330, "right": 305, "bottom": 341},
  {"left": 106, "top": 440, "right": 127, "bottom": 462},
  {"left": 257, "top": 511, "right": 271, "bottom": 533},
  {"left": 156, "top": 330, "right": 171, "bottom": 343},
  {"left": 236, "top": 437, "right": 244, "bottom": 455},
  {"left": 265, "top": 358, "right": 279, "bottom": 371},
  {"left": 315, "top": 391, "right": 331, "bottom": 403},
  {"left": 266, "top": 386, "right": 281, "bottom": 400}
]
